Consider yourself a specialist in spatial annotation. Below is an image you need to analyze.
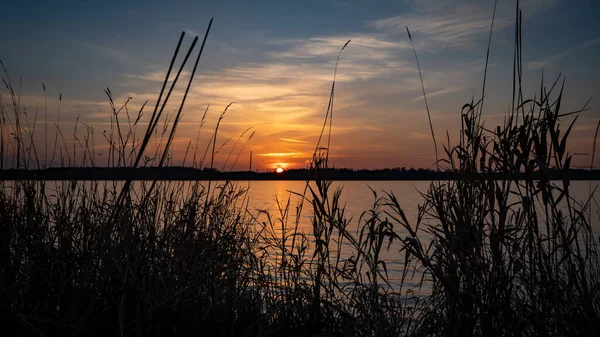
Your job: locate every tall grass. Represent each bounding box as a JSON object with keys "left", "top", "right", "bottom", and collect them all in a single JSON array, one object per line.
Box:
[
  {"left": 389, "top": 3, "right": 600, "bottom": 336},
  {"left": 1, "top": 2, "right": 599, "bottom": 336}
]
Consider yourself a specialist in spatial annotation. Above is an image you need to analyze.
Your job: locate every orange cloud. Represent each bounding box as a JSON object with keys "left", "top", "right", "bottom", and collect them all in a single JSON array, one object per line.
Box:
[
  {"left": 280, "top": 137, "right": 308, "bottom": 143},
  {"left": 258, "top": 152, "right": 305, "bottom": 157}
]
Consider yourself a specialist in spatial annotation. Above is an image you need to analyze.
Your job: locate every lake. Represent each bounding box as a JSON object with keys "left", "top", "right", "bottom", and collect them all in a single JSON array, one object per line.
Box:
[
  {"left": 243, "top": 180, "right": 600, "bottom": 289},
  {"left": 4, "top": 179, "right": 599, "bottom": 292}
]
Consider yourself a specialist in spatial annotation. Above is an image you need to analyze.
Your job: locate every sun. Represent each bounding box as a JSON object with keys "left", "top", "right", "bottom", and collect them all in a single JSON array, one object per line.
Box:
[{"left": 276, "top": 167, "right": 284, "bottom": 174}]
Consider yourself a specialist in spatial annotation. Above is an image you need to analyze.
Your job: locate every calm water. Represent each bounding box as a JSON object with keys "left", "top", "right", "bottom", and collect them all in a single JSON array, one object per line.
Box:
[
  {"left": 245, "top": 180, "right": 599, "bottom": 231},
  {"left": 246, "top": 180, "right": 431, "bottom": 225},
  {"left": 244, "top": 180, "right": 600, "bottom": 289},
  {"left": 245, "top": 180, "right": 434, "bottom": 289},
  {"left": 4, "top": 179, "right": 599, "bottom": 291}
]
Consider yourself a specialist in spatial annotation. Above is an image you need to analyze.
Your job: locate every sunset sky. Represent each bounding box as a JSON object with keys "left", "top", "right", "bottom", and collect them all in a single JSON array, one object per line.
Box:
[{"left": 1, "top": 0, "right": 599, "bottom": 170}]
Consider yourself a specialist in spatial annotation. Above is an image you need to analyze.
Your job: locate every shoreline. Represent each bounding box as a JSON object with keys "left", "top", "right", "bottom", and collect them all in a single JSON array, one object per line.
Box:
[{"left": 2, "top": 167, "right": 599, "bottom": 181}]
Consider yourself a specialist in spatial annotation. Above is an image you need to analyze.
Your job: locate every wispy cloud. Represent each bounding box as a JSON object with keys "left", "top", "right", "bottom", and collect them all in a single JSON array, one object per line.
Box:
[
  {"left": 368, "top": 0, "right": 559, "bottom": 48},
  {"left": 280, "top": 137, "right": 309, "bottom": 143},
  {"left": 258, "top": 152, "right": 305, "bottom": 157},
  {"left": 199, "top": 83, "right": 298, "bottom": 101},
  {"left": 369, "top": 2, "right": 510, "bottom": 48},
  {"left": 116, "top": 23, "right": 472, "bottom": 170},
  {"left": 125, "top": 70, "right": 192, "bottom": 82},
  {"left": 411, "top": 86, "right": 463, "bottom": 102},
  {"left": 271, "top": 34, "right": 410, "bottom": 60},
  {"left": 528, "top": 36, "right": 600, "bottom": 69},
  {"left": 80, "top": 41, "right": 134, "bottom": 64},
  {"left": 112, "top": 0, "right": 573, "bottom": 169}
]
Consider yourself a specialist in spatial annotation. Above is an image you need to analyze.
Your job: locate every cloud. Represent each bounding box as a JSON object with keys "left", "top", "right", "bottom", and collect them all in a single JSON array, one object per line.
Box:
[
  {"left": 115, "top": 26, "right": 469, "bottom": 170},
  {"left": 407, "top": 131, "right": 432, "bottom": 140},
  {"left": 258, "top": 152, "right": 305, "bottom": 157},
  {"left": 264, "top": 35, "right": 418, "bottom": 85},
  {"left": 109, "top": 3, "right": 526, "bottom": 169},
  {"left": 411, "top": 86, "right": 462, "bottom": 102},
  {"left": 367, "top": 0, "right": 561, "bottom": 49},
  {"left": 369, "top": 1, "right": 512, "bottom": 48},
  {"left": 199, "top": 83, "right": 298, "bottom": 101},
  {"left": 125, "top": 70, "right": 192, "bottom": 82},
  {"left": 280, "top": 137, "right": 308, "bottom": 143},
  {"left": 271, "top": 34, "right": 410, "bottom": 60},
  {"left": 528, "top": 36, "right": 600, "bottom": 69},
  {"left": 80, "top": 41, "right": 134, "bottom": 64}
]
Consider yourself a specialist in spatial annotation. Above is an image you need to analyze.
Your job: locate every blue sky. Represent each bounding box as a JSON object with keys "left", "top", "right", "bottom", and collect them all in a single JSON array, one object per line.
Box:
[{"left": 1, "top": 0, "right": 599, "bottom": 169}]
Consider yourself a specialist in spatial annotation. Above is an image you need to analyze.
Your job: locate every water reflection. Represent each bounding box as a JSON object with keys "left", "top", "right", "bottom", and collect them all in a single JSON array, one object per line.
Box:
[
  {"left": 244, "top": 180, "right": 600, "bottom": 290},
  {"left": 2, "top": 179, "right": 598, "bottom": 292}
]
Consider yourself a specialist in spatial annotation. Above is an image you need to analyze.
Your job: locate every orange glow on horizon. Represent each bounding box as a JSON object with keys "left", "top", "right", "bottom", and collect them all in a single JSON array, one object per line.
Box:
[
  {"left": 258, "top": 152, "right": 304, "bottom": 157},
  {"left": 272, "top": 162, "right": 289, "bottom": 169}
]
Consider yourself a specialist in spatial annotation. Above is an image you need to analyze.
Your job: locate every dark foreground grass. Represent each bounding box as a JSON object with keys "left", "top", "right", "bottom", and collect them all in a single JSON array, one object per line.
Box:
[{"left": 1, "top": 3, "right": 600, "bottom": 337}]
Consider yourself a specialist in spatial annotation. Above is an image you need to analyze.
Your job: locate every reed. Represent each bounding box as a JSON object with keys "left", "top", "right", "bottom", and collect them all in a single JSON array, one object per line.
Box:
[
  {"left": 0, "top": 3, "right": 599, "bottom": 336},
  {"left": 386, "top": 2, "right": 600, "bottom": 336}
]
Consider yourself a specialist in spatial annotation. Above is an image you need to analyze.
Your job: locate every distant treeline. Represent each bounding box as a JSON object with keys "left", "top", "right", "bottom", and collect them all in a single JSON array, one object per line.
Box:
[{"left": 1, "top": 167, "right": 600, "bottom": 181}]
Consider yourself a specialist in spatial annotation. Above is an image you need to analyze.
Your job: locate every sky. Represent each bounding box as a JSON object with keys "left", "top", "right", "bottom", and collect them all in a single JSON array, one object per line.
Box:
[{"left": 1, "top": 0, "right": 599, "bottom": 171}]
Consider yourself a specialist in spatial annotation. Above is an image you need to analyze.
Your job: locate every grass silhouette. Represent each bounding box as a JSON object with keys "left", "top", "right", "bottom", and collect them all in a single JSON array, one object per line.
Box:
[{"left": 1, "top": 2, "right": 599, "bottom": 336}]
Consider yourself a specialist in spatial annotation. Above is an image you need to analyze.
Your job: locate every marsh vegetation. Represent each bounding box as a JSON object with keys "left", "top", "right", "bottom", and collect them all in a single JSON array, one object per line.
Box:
[{"left": 1, "top": 3, "right": 599, "bottom": 337}]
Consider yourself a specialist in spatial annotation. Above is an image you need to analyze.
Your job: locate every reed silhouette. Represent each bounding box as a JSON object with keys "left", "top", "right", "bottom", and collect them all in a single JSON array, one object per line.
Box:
[{"left": 0, "top": 2, "right": 599, "bottom": 336}]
